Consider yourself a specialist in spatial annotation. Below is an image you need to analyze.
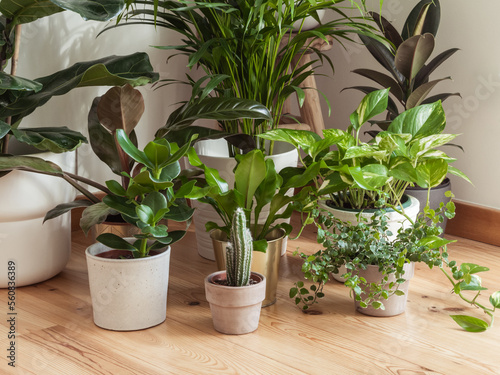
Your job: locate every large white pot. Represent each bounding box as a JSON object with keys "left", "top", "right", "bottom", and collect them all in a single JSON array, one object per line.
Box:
[
  {"left": 86, "top": 241, "right": 171, "bottom": 331},
  {"left": 320, "top": 195, "right": 420, "bottom": 282},
  {"left": 0, "top": 151, "right": 76, "bottom": 287},
  {"left": 192, "top": 139, "right": 298, "bottom": 260}
]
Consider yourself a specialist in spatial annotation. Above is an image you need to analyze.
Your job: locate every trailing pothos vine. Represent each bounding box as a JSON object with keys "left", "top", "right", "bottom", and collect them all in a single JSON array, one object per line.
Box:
[{"left": 290, "top": 193, "right": 500, "bottom": 333}]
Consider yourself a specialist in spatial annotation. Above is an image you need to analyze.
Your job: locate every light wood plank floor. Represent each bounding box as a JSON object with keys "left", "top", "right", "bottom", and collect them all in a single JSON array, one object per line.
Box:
[{"left": 2, "top": 214, "right": 500, "bottom": 375}]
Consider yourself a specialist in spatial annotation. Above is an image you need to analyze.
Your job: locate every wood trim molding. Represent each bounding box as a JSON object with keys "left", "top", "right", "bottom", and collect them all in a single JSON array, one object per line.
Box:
[{"left": 446, "top": 200, "right": 500, "bottom": 247}]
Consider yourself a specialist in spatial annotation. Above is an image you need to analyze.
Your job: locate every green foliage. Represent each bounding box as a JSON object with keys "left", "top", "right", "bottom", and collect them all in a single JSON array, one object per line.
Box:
[
  {"left": 290, "top": 195, "right": 499, "bottom": 332},
  {"left": 226, "top": 208, "right": 253, "bottom": 287},
  {"left": 348, "top": 0, "right": 460, "bottom": 125},
  {"left": 260, "top": 89, "right": 469, "bottom": 210},
  {"left": 88, "top": 130, "right": 198, "bottom": 258},
  {"left": 185, "top": 147, "right": 313, "bottom": 251},
  {"left": 117, "top": 0, "right": 383, "bottom": 154}
]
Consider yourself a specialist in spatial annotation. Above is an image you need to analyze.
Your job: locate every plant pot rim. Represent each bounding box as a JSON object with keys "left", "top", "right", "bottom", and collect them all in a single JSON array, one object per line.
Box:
[
  {"left": 206, "top": 270, "right": 265, "bottom": 289},
  {"left": 85, "top": 239, "right": 171, "bottom": 263},
  {"left": 195, "top": 139, "right": 297, "bottom": 159},
  {"left": 405, "top": 177, "right": 451, "bottom": 192},
  {"left": 323, "top": 194, "right": 415, "bottom": 214}
]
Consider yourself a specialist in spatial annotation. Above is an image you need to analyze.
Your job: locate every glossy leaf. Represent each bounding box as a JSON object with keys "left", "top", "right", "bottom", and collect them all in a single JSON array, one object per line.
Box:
[
  {"left": 79, "top": 202, "right": 116, "bottom": 235},
  {"left": 395, "top": 34, "right": 435, "bottom": 81},
  {"left": 410, "top": 134, "right": 457, "bottom": 159},
  {"left": 234, "top": 150, "right": 267, "bottom": 210},
  {"left": 0, "top": 121, "right": 10, "bottom": 139},
  {"left": 97, "top": 84, "right": 144, "bottom": 135},
  {"left": 460, "top": 263, "right": 490, "bottom": 275},
  {"left": 116, "top": 129, "right": 152, "bottom": 168},
  {"left": 10, "top": 126, "right": 87, "bottom": 153},
  {"left": 387, "top": 101, "right": 445, "bottom": 138},
  {"left": 415, "top": 159, "right": 448, "bottom": 188},
  {"left": 161, "top": 97, "right": 271, "bottom": 133},
  {"left": 447, "top": 165, "right": 472, "bottom": 185},
  {"left": 414, "top": 48, "right": 459, "bottom": 88},
  {"left": 458, "top": 275, "right": 487, "bottom": 291},
  {"left": 96, "top": 233, "right": 137, "bottom": 251},
  {"left": 490, "top": 291, "right": 500, "bottom": 308},
  {"left": 406, "top": 78, "right": 451, "bottom": 109},
  {"left": 450, "top": 315, "right": 489, "bottom": 333},
  {"left": 102, "top": 194, "right": 137, "bottom": 218},
  {"left": 0, "top": 154, "right": 62, "bottom": 174},
  {"left": 0, "top": 71, "right": 42, "bottom": 92},
  {"left": 402, "top": 0, "right": 441, "bottom": 40},
  {"left": 259, "top": 128, "right": 321, "bottom": 155},
  {"left": 355, "top": 88, "right": 389, "bottom": 127},
  {"left": 0, "top": 53, "right": 159, "bottom": 124},
  {"left": 50, "top": 0, "right": 125, "bottom": 21},
  {"left": 369, "top": 11, "right": 403, "bottom": 49},
  {"left": 351, "top": 69, "right": 403, "bottom": 102},
  {"left": 44, "top": 199, "right": 93, "bottom": 222}
]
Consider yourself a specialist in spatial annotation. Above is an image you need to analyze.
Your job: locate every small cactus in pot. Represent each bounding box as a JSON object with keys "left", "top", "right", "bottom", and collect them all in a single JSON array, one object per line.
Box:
[{"left": 226, "top": 208, "right": 253, "bottom": 287}]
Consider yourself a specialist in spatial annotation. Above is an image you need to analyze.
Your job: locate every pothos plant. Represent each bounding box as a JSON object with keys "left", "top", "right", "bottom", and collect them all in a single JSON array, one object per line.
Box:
[{"left": 290, "top": 195, "right": 500, "bottom": 333}]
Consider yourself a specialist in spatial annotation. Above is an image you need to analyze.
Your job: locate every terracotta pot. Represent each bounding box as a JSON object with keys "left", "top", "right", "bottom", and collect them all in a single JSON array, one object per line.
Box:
[
  {"left": 86, "top": 240, "right": 171, "bottom": 331},
  {"left": 205, "top": 270, "right": 266, "bottom": 335},
  {"left": 354, "top": 262, "right": 415, "bottom": 317},
  {"left": 210, "top": 227, "right": 285, "bottom": 307}
]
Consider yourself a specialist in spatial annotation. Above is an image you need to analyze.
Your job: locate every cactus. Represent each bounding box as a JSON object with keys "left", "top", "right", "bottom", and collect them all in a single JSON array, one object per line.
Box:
[{"left": 226, "top": 208, "right": 253, "bottom": 286}]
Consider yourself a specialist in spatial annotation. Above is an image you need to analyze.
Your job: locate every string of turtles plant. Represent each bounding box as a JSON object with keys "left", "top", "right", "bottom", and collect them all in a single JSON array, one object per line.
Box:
[{"left": 290, "top": 194, "right": 500, "bottom": 332}]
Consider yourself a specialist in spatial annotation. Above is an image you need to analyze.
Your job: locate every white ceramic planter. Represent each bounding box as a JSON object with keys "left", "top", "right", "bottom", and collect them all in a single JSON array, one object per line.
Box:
[
  {"left": 86, "top": 241, "right": 171, "bottom": 331},
  {"left": 0, "top": 151, "right": 76, "bottom": 287},
  {"left": 320, "top": 195, "right": 420, "bottom": 282},
  {"left": 205, "top": 270, "right": 266, "bottom": 334},
  {"left": 192, "top": 139, "right": 298, "bottom": 260},
  {"left": 292, "top": 10, "right": 326, "bottom": 31},
  {"left": 354, "top": 262, "right": 415, "bottom": 317}
]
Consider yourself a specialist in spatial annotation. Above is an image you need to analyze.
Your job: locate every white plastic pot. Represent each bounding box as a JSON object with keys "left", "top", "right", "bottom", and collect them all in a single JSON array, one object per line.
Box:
[
  {"left": 0, "top": 151, "right": 76, "bottom": 287},
  {"left": 192, "top": 139, "right": 298, "bottom": 260},
  {"left": 85, "top": 241, "right": 171, "bottom": 331}
]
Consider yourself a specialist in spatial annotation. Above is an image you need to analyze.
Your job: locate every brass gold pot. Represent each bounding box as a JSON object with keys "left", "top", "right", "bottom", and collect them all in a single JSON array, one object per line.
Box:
[{"left": 210, "top": 227, "right": 285, "bottom": 307}]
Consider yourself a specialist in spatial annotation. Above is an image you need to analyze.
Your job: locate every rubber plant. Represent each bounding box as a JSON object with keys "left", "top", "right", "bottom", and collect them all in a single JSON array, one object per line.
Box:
[
  {"left": 346, "top": 0, "right": 460, "bottom": 132},
  {"left": 0, "top": 0, "right": 159, "bottom": 156}
]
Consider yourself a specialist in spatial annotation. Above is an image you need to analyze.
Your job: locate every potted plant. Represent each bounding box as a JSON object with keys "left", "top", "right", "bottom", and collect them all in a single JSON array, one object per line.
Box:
[
  {"left": 186, "top": 147, "right": 313, "bottom": 305},
  {"left": 84, "top": 129, "right": 198, "bottom": 331},
  {"left": 205, "top": 207, "right": 266, "bottom": 335},
  {"left": 346, "top": 0, "right": 460, "bottom": 231},
  {"left": 120, "top": 0, "right": 384, "bottom": 154},
  {"left": 0, "top": 0, "right": 159, "bottom": 287},
  {"left": 289, "top": 196, "right": 500, "bottom": 332}
]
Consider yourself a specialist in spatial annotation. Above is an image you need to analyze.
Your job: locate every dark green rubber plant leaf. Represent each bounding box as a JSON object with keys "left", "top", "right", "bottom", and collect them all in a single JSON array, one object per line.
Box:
[
  {"left": 0, "top": 52, "right": 158, "bottom": 125},
  {"left": 406, "top": 77, "right": 451, "bottom": 109},
  {"left": 421, "top": 92, "right": 461, "bottom": 105},
  {"left": 369, "top": 11, "right": 403, "bottom": 49},
  {"left": 413, "top": 48, "right": 459, "bottom": 88},
  {"left": 395, "top": 34, "right": 435, "bottom": 81},
  {"left": 10, "top": 126, "right": 87, "bottom": 152},
  {"left": 402, "top": 0, "right": 441, "bottom": 40}
]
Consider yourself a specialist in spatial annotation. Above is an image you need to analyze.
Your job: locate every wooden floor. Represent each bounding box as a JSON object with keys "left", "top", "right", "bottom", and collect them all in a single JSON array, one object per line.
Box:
[{"left": 2, "top": 214, "right": 500, "bottom": 375}]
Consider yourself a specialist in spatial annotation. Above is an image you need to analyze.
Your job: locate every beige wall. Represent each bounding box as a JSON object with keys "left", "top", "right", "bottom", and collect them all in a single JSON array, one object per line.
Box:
[{"left": 317, "top": 0, "right": 500, "bottom": 209}]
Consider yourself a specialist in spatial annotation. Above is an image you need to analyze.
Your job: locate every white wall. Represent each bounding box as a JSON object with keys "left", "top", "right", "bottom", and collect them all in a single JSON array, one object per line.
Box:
[
  {"left": 316, "top": 0, "right": 500, "bottom": 209},
  {"left": 16, "top": 1, "right": 500, "bottom": 210}
]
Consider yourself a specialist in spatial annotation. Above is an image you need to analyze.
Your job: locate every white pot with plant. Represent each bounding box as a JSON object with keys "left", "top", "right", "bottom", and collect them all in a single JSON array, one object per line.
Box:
[
  {"left": 83, "top": 131, "right": 197, "bottom": 331},
  {"left": 205, "top": 208, "right": 266, "bottom": 335}
]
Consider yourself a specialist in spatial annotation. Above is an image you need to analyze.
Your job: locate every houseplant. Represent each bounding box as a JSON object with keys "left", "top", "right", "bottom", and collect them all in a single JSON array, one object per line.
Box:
[
  {"left": 345, "top": 0, "right": 459, "bottom": 230},
  {"left": 186, "top": 147, "right": 313, "bottom": 305},
  {"left": 119, "top": 0, "right": 384, "bottom": 154},
  {"left": 205, "top": 207, "right": 266, "bottom": 334},
  {"left": 290, "top": 196, "right": 500, "bottom": 332},
  {"left": 0, "top": 0, "right": 160, "bottom": 288},
  {"left": 85, "top": 129, "right": 198, "bottom": 331}
]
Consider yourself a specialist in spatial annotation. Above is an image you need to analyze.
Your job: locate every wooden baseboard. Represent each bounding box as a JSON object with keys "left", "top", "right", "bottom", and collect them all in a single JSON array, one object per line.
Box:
[{"left": 446, "top": 200, "right": 500, "bottom": 247}]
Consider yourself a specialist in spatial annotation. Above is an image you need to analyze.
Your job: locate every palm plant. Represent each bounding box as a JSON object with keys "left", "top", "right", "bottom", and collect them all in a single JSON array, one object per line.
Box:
[
  {"left": 346, "top": 0, "right": 459, "bottom": 132},
  {"left": 116, "top": 0, "right": 383, "bottom": 154}
]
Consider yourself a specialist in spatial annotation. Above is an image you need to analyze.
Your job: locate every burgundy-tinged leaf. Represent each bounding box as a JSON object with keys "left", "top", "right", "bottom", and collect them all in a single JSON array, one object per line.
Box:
[
  {"left": 414, "top": 48, "right": 459, "bottom": 88},
  {"left": 395, "top": 34, "right": 435, "bottom": 81},
  {"left": 369, "top": 11, "right": 403, "bottom": 49}
]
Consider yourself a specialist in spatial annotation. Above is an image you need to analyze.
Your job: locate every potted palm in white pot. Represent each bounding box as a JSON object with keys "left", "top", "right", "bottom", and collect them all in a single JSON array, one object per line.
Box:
[{"left": 205, "top": 208, "right": 266, "bottom": 335}]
